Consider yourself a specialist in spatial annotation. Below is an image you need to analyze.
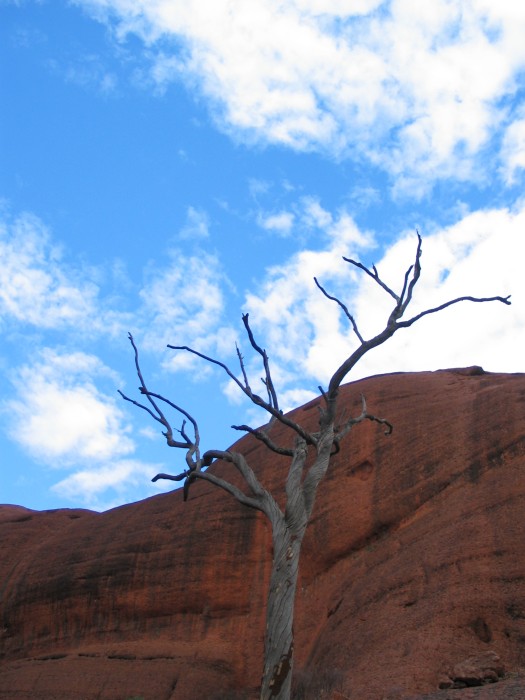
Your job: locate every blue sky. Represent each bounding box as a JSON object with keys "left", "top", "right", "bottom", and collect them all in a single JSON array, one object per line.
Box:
[{"left": 1, "top": 0, "right": 524, "bottom": 512}]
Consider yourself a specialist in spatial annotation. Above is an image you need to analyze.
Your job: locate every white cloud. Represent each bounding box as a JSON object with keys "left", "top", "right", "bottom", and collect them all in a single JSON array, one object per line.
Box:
[
  {"left": 0, "top": 213, "right": 98, "bottom": 329},
  {"left": 298, "top": 196, "right": 333, "bottom": 229},
  {"left": 257, "top": 210, "right": 295, "bottom": 235},
  {"left": 0, "top": 212, "right": 127, "bottom": 335},
  {"left": 51, "top": 458, "right": 161, "bottom": 510},
  {"left": 0, "top": 209, "right": 242, "bottom": 508},
  {"left": 292, "top": 0, "right": 384, "bottom": 15},
  {"left": 6, "top": 349, "right": 134, "bottom": 465},
  {"left": 138, "top": 249, "right": 237, "bottom": 370},
  {"left": 501, "top": 108, "right": 525, "bottom": 184},
  {"left": 138, "top": 425, "right": 160, "bottom": 440},
  {"left": 248, "top": 178, "right": 272, "bottom": 199},
  {"left": 179, "top": 206, "right": 210, "bottom": 239},
  {"left": 346, "top": 205, "right": 524, "bottom": 379},
  {"left": 77, "top": 0, "right": 525, "bottom": 189},
  {"left": 244, "top": 202, "right": 375, "bottom": 386}
]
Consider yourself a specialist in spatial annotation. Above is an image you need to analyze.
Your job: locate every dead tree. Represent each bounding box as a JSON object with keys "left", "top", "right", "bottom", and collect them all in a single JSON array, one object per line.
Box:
[{"left": 120, "top": 234, "right": 510, "bottom": 700}]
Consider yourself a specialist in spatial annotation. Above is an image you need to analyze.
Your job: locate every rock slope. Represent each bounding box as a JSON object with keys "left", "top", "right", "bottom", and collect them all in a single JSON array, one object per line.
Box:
[{"left": 1, "top": 369, "right": 525, "bottom": 699}]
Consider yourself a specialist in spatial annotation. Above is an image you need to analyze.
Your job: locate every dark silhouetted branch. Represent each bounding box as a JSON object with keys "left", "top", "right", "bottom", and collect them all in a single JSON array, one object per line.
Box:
[
  {"left": 242, "top": 313, "right": 280, "bottom": 410},
  {"left": 335, "top": 394, "right": 393, "bottom": 443},
  {"left": 231, "top": 423, "right": 294, "bottom": 456},
  {"left": 168, "top": 337, "right": 317, "bottom": 446},
  {"left": 342, "top": 259, "right": 399, "bottom": 301},
  {"left": 399, "top": 294, "right": 512, "bottom": 327},
  {"left": 327, "top": 235, "right": 511, "bottom": 400},
  {"left": 118, "top": 333, "right": 196, "bottom": 454},
  {"left": 314, "top": 276, "right": 364, "bottom": 343}
]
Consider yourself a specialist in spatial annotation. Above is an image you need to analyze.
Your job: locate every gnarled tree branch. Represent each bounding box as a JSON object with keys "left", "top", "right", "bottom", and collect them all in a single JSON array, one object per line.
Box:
[
  {"left": 231, "top": 422, "right": 294, "bottom": 456},
  {"left": 168, "top": 332, "right": 318, "bottom": 447},
  {"left": 314, "top": 276, "right": 364, "bottom": 343}
]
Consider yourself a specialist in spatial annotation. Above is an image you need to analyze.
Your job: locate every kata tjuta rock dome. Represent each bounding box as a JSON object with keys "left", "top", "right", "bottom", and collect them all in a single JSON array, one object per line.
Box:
[{"left": 1, "top": 368, "right": 525, "bottom": 699}]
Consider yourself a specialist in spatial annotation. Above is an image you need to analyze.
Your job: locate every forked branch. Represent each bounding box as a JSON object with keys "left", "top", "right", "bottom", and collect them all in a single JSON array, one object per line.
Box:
[
  {"left": 121, "top": 333, "right": 282, "bottom": 511},
  {"left": 231, "top": 421, "right": 294, "bottom": 456},
  {"left": 168, "top": 320, "right": 317, "bottom": 447},
  {"left": 314, "top": 276, "right": 364, "bottom": 343},
  {"left": 323, "top": 234, "right": 511, "bottom": 400},
  {"left": 335, "top": 394, "right": 393, "bottom": 444},
  {"left": 118, "top": 333, "right": 198, "bottom": 456},
  {"left": 242, "top": 313, "right": 280, "bottom": 410}
]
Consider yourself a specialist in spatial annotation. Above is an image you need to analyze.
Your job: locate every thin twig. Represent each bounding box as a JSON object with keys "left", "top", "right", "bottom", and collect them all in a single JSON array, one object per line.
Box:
[
  {"left": 231, "top": 424, "right": 294, "bottom": 456},
  {"left": 342, "top": 257, "right": 399, "bottom": 301},
  {"left": 314, "top": 277, "right": 364, "bottom": 343},
  {"left": 399, "top": 294, "right": 512, "bottom": 327},
  {"left": 242, "top": 313, "right": 280, "bottom": 410}
]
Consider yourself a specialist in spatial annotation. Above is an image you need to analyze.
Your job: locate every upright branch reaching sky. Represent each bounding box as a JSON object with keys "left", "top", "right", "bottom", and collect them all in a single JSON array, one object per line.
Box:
[{"left": 120, "top": 234, "right": 510, "bottom": 699}]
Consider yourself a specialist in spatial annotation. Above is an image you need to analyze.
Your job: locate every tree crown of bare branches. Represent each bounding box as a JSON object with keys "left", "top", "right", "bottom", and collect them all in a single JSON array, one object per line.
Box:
[{"left": 119, "top": 232, "right": 510, "bottom": 509}]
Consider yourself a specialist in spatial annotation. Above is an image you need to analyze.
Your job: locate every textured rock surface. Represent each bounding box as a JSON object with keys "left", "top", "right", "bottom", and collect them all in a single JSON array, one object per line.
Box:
[{"left": 1, "top": 369, "right": 525, "bottom": 699}]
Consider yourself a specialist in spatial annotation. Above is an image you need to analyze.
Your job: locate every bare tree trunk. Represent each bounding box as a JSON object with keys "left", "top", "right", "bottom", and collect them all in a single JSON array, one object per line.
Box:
[{"left": 260, "top": 514, "right": 305, "bottom": 700}]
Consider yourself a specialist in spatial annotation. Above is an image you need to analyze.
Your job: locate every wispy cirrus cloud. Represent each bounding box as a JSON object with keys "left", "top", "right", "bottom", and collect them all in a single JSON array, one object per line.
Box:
[
  {"left": 179, "top": 206, "right": 210, "bottom": 240},
  {"left": 138, "top": 248, "right": 237, "bottom": 371},
  {"left": 0, "top": 213, "right": 99, "bottom": 330},
  {"left": 0, "top": 211, "right": 128, "bottom": 335},
  {"left": 244, "top": 199, "right": 375, "bottom": 386},
  {"left": 257, "top": 210, "right": 295, "bottom": 236},
  {"left": 48, "top": 54, "right": 118, "bottom": 95},
  {"left": 76, "top": 0, "right": 525, "bottom": 191}
]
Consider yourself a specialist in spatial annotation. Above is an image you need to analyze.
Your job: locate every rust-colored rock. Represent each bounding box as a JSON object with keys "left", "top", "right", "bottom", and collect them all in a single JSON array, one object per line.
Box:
[
  {"left": 1, "top": 369, "right": 525, "bottom": 699},
  {"left": 438, "top": 651, "right": 505, "bottom": 689}
]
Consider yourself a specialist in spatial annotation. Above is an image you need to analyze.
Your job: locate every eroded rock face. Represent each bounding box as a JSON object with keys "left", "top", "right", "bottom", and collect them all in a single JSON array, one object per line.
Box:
[
  {"left": 438, "top": 651, "right": 505, "bottom": 689},
  {"left": 1, "top": 369, "right": 525, "bottom": 699}
]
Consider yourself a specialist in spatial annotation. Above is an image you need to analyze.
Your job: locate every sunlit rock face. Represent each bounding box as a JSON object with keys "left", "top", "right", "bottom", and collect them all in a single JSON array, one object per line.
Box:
[{"left": 1, "top": 369, "right": 525, "bottom": 700}]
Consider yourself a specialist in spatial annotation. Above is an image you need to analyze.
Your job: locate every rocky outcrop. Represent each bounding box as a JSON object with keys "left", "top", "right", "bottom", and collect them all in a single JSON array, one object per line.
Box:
[{"left": 1, "top": 369, "right": 525, "bottom": 699}]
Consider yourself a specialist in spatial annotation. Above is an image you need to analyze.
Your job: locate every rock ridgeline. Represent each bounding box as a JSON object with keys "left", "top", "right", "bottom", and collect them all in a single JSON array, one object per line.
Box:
[{"left": 1, "top": 369, "right": 525, "bottom": 700}]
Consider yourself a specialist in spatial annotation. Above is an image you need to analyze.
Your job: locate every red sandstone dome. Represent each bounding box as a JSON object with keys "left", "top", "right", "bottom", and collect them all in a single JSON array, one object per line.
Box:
[{"left": 1, "top": 369, "right": 525, "bottom": 699}]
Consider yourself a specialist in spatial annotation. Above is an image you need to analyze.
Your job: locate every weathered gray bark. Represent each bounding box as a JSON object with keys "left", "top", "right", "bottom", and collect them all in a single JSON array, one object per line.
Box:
[
  {"left": 120, "top": 234, "right": 510, "bottom": 700},
  {"left": 260, "top": 429, "right": 334, "bottom": 699},
  {"left": 261, "top": 515, "right": 303, "bottom": 700}
]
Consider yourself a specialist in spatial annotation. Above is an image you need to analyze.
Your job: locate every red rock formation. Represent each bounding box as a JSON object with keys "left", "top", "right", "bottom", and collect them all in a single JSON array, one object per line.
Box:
[{"left": 1, "top": 369, "right": 525, "bottom": 700}]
